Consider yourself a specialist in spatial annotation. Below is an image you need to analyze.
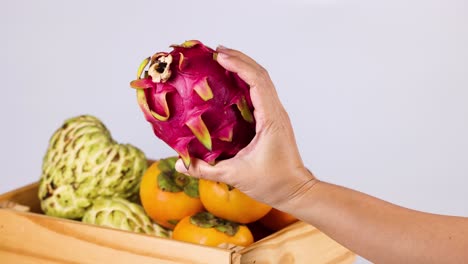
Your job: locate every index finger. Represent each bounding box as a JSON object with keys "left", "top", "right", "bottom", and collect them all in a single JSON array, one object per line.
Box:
[{"left": 215, "top": 47, "right": 284, "bottom": 125}]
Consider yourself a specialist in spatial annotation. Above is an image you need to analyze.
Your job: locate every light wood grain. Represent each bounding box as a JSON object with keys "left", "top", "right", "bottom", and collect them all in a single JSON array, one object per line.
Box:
[
  {"left": 0, "top": 200, "right": 30, "bottom": 212},
  {"left": 238, "top": 221, "right": 356, "bottom": 264},
  {"left": 0, "top": 182, "right": 40, "bottom": 213},
  {"left": 0, "top": 210, "right": 233, "bottom": 264}
]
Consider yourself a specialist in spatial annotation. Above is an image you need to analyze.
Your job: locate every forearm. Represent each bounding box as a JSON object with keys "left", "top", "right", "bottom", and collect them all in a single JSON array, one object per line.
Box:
[{"left": 278, "top": 175, "right": 468, "bottom": 263}]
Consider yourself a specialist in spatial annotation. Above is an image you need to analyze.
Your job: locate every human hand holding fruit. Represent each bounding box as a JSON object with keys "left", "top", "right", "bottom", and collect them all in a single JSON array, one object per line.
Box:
[
  {"left": 174, "top": 46, "right": 317, "bottom": 212},
  {"left": 129, "top": 40, "right": 310, "bottom": 211},
  {"left": 131, "top": 41, "right": 308, "bottom": 247}
]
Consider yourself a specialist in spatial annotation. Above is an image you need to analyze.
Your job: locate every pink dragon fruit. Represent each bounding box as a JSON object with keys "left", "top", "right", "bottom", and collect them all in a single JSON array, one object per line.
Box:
[{"left": 130, "top": 40, "right": 255, "bottom": 168}]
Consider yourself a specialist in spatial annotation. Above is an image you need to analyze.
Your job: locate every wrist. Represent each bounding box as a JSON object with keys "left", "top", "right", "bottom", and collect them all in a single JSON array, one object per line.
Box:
[{"left": 273, "top": 167, "right": 321, "bottom": 213}]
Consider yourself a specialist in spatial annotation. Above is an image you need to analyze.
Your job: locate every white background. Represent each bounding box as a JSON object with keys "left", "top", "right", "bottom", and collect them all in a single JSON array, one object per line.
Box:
[{"left": 1, "top": 0, "right": 467, "bottom": 263}]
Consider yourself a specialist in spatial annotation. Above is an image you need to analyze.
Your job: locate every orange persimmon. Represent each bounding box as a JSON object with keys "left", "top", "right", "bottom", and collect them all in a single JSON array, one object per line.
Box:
[
  {"left": 173, "top": 212, "right": 254, "bottom": 247},
  {"left": 140, "top": 157, "right": 204, "bottom": 229},
  {"left": 199, "top": 179, "right": 271, "bottom": 224},
  {"left": 259, "top": 208, "right": 299, "bottom": 231}
]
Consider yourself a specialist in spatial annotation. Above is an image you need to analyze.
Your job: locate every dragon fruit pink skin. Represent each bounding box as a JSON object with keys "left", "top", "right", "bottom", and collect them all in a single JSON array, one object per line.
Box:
[{"left": 130, "top": 40, "right": 255, "bottom": 168}]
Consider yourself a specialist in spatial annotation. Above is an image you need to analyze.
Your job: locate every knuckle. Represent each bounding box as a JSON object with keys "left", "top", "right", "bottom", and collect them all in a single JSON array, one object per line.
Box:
[
  {"left": 253, "top": 66, "right": 269, "bottom": 85},
  {"left": 258, "top": 66, "right": 269, "bottom": 78},
  {"left": 188, "top": 163, "right": 203, "bottom": 179},
  {"left": 197, "top": 165, "right": 204, "bottom": 179}
]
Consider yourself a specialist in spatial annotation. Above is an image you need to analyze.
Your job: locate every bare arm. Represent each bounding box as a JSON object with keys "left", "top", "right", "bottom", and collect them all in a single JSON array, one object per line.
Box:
[
  {"left": 279, "top": 174, "right": 468, "bottom": 263},
  {"left": 175, "top": 46, "right": 468, "bottom": 264}
]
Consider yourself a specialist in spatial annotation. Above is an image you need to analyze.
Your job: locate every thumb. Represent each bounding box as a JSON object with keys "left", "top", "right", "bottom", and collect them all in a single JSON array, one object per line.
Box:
[{"left": 175, "top": 158, "right": 219, "bottom": 181}]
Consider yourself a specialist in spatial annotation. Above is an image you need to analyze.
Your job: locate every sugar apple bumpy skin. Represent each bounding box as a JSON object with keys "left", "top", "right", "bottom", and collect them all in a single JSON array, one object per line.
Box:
[{"left": 38, "top": 115, "right": 147, "bottom": 219}]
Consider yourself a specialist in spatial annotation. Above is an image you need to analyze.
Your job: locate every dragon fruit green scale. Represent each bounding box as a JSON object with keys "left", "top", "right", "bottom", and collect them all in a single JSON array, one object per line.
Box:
[{"left": 130, "top": 40, "right": 256, "bottom": 167}]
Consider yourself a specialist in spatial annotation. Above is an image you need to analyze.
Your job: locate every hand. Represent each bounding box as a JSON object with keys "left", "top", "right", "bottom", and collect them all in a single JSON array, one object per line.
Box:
[{"left": 175, "top": 46, "right": 317, "bottom": 209}]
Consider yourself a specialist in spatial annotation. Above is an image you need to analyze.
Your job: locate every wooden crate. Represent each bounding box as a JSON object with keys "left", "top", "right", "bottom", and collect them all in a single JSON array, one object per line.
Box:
[{"left": 0, "top": 182, "right": 356, "bottom": 264}]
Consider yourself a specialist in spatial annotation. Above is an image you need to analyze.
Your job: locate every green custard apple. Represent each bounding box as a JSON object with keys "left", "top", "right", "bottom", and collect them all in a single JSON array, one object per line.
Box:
[
  {"left": 82, "top": 197, "right": 171, "bottom": 238},
  {"left": 38, "top": 115, "right": 147, "bottom": 219}
]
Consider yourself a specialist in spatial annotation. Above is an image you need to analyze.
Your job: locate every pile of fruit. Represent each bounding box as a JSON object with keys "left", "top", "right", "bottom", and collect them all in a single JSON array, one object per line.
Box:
[
  {"left": 37, "top": 40, "right": 298, "bottom": 248},
  {"left": 140, "top": 157, "right": 299, "bottom": 246},
  {"left": 38, "top": 115, "right": 171, "bottom": 238}
]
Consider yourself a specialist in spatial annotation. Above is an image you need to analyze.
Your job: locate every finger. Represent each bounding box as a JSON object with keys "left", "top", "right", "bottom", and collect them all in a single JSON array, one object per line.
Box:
[
  {"left": 175, "top": 158, "right": 221, "bottom": 181},
  {"left": 216, "top": 47, "right": 270, "bottom": 89},
  {"left": 216, "top": 46, "right": 260, "bottom": 69},
  {"left": 215, "top": 46, "right": 283, "bottom": 125}
]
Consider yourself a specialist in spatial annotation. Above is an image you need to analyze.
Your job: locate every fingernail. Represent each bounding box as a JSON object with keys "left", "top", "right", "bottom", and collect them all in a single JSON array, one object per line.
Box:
[
  {"left": 175, "top": 159, "right": 188, "bottom": 173},
  {"left": 216, "top": 45, "right": 228, "bottom": 52}
]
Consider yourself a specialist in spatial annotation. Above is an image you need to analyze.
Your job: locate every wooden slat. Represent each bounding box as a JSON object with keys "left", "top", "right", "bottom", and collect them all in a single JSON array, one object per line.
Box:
[
  {"left": 238, "top": 221, "right": 356, "bottom": 264},
  {"left": 0, "top": 250, "right": 63, "bottom": 264},
  {"left": 0, "top": 210, "right": 232, "bottom": 264},
  {"left": 0, "top": 182, "right": 41, "bottom": 213},
  {"left": 1, "top": 181, "right": 357, "bottom": 264}
]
